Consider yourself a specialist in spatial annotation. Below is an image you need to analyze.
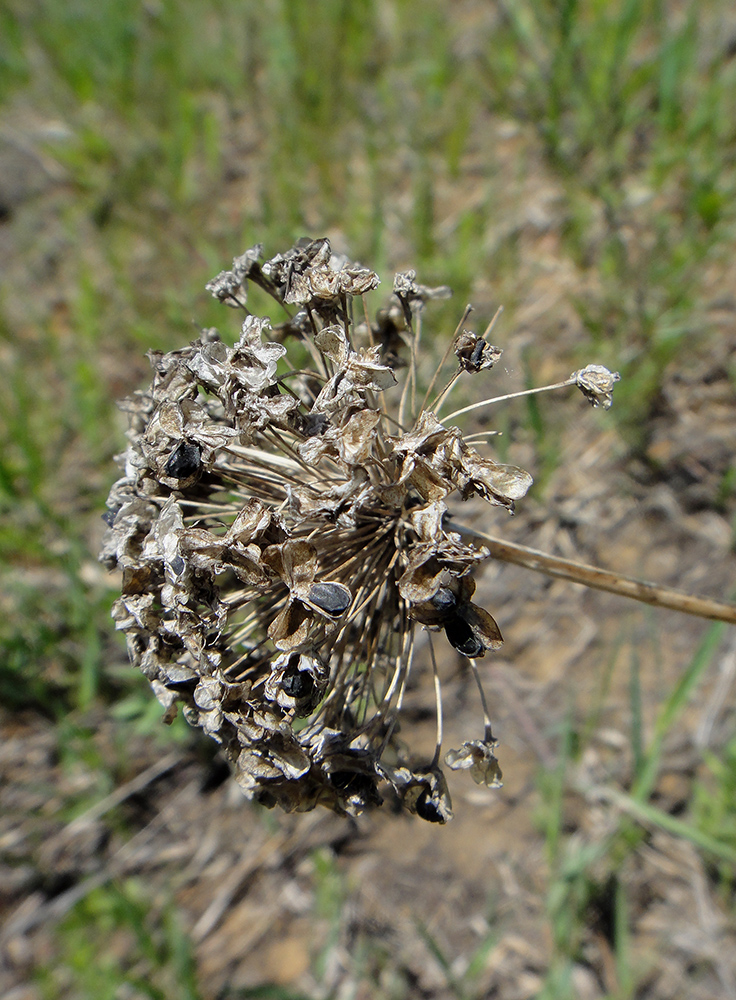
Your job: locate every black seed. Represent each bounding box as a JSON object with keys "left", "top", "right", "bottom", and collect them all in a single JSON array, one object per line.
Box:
[
  {"left": 308, "top": 582, "right": 351, "bottom": 616},
  {"left": 331, "top": 770, "right": 378, "bottom": 809},
  {"left": 415, "top": 788, "right": 445, "bottom": 823},
  {"left": 445, "top": 617, "right": 484, "bottom": 658},
  {"left": 164, "top": 441, "right": 201, "bottom": 479},
  {"left": 101, "top": 510, "right": 116, "bottom": 527},
  {"left": 470, "top": 338, "right": 486, "bottom": 368},
  {"left": 331, "top": 769, "right": 362, "bottom": 791},
  {"left": 170, "top": 555, "right": 185, "bottom": 576},
  {"left": 431, "top": 587, "right": 457, "bottom": 612},
  {"left": 281, "top": 671, "right": 315, "bottom": 699},
  {"left": 302, "top": 411, "right": 329, "bottom": 438},
  {"left": 254, "top": 788, "right": 278, "bottom": 809}
]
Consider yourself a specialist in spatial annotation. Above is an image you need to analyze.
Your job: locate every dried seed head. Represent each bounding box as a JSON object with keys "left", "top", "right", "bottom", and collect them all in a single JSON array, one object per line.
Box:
[
  {"left": 101, "top": 237, "right": 619, "bottom": 822},
  {"left": 455, "top": 331, "right": 503, "bottom": 373},
  {"left": 445, "top": 740, "right": 503, "bottom": 788},
  {"left": 264, "top": 651, "right": 329, "bottom": 716},
  {"left": 571, "top": 364, "right": 621, "bottom": 409},
  {"left": 392, "top": 269, "right": 452, "bottom": 323}
]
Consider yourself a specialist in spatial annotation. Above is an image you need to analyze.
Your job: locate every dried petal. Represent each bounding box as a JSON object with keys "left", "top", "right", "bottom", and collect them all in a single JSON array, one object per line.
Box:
[
  {"left": 393, "top": 270, "right": 452, "bottom": 322},
  {"left": 231, "top": 244, "right": 263, "bottom": 282},
  {"left": 314, "top": 325, "right": 348, "bottom": 365},
  {"left": 445, "top": 740, "right": 503, "bottom": 787},
  {"left": 206, "top": 270, "right": 245, "bottom": 306},
  {"left": 268, "top": 600, "right": 313, "bottom": 652},
  {"left": 455, "top": 602, "right": 503, "bottom": 654},
  {"left": 456, "top": 450, "right": 533, "bottom": 508}
]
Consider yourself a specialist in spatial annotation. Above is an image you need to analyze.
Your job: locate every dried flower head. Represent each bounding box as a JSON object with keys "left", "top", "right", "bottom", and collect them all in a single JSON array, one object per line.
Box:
[
  {"left": 572, "top": 364, "right": 621, "bottom": 410},
  {"left": 101, "top": 238, "right": 619, "bottom": 822}
]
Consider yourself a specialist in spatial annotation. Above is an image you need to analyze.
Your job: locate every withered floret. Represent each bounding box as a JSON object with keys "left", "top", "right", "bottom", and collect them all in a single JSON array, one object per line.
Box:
[
  {"left": 455, "top": 331, "right": 503, "bottom": 374},
  {"left": 571, "top": 364, "right": 621, "bottom": 409},
  {"left": 445, "top": 740, "right": 503, "bottom": 788}
]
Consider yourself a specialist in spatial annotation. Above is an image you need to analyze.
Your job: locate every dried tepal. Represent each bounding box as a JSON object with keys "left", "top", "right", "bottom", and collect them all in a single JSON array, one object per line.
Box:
[{"left": 100, "top": 237, "right": 626, "bottom": 822}]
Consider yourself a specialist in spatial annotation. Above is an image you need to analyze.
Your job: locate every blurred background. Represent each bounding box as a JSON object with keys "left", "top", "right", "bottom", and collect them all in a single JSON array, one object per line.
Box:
[{"left": 2, "top": 1, "right": 736, "bottom": 997}]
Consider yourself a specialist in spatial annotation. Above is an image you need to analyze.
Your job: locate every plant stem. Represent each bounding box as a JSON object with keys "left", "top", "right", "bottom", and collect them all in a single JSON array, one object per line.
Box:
[
  {"left": 452, "top": 526, "right": 736, "bottom": 626},
  {"left": 442, "top": 378, "right": 577, "bottom": 422}
]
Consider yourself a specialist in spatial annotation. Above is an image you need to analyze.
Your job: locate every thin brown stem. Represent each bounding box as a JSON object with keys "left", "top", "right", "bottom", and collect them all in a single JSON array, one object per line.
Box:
[
  {"left": 468, "top": 658, "right": 494, "bottom": 741},
  {"left": 442, "top": 377, "right": 576, "bottom": 423},
  {"left": 481, "top": 304, "right": 504, "bottom": 340},
  {"left": 428, "top": 636, "right": 444, "bottom": 767},
  {"left": 419, "top": 303, "right": 473, "bottom": 414},
  {"left": 453, "top": 525, "right": 736, "bottom": 626},
  {"left": 431, "top": 370, "right": 462, "bottom": 417}
]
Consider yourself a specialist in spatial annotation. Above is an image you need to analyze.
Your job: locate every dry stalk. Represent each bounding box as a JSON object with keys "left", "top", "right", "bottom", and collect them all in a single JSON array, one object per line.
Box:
[{"left": 456, "top": 529, "right": 736, "bottom": 626}]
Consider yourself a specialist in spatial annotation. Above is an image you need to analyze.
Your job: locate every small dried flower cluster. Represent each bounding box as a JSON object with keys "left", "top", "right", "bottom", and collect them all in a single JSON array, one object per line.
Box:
[{"left": 101, "top": 238, "right": 619, "bottom": 822}]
